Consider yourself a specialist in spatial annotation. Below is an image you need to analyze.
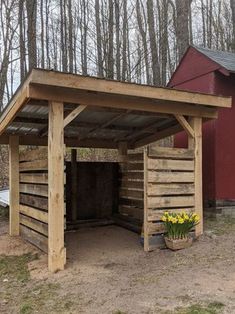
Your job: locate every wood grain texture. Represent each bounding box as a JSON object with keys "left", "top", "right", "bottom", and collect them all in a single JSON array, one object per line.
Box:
[
  {"left": 20, "top": 214, "right": 48, "bottom": 236},
  {"left": 20, "top": 225, "right": 48, "bottom": 253},
  {"left": 20, "top": 173, "right": 48, "bottom": 184},
  {"left": 148, "top": 195, "right": 195, "bottom": 209},
  {"left": 20, "top": 183, "right": 48, "bottom": 197},
  {"left": 19, "top": 204, "right": 48, "bottom": 223}
]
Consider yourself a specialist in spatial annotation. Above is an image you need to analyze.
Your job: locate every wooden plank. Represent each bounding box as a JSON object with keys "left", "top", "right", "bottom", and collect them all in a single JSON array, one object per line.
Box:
[
  {"left": 127, "top": 153, "right": 143, "bottom": 162},
  {"left": 119, "top": 197, "right": 143, "bottom": 208},
  {"left": 19, "top": 159, "right": 48, "bottom": 172},
  {"left": 120, "top": 172, "right": 143, "bottom": 180},
  {"left": 120, "top": 189, "right": 144, "bottom": 199},
  {"left": 148, "top": 171, "right": 194, "bottom": 183},
  {"left": 64, "top": 105, "right": 87, "bottom": 127},
  {"left": 189, "top": 117, "right": 203, "bottom": 236},
  {"left": 149, "top": 146, "right": 194, "bottom": 160},
  {"left": 19, "top": 204, "right": 48, "bottom": 223},
  {"left": 147, "top": 183, "right": 195, "bottom": 196},
  {"left": 20, "top": 147, "right": 48, "bottom": 162},
  {"left": 147, "top": 158, "right": 194, "bottom": 171},
  {"left": 118, "top": 205, "right": 143, "bottom": 220},
  {"left": 20, "top": 214, "right": 48, "bottom": 236},
  {"left": 120, "top": 180, "right": 143, "bottom": 190},
  {"left": 20, "top": 225, "right": 48, "bottom": 253},
  {"left": 148, "top": 195, "right": 195, "bottom": 209},
  {"left": 20, "top": 194, "right": 48, "bottom": 211},
  {"left": 20, "top": 183, "right": 48, "bottom": 197},
  {"left": 148, "top": 208, "right": 194, "bottom": 222},
  {"left": 148, "top": 222, "right": 165, "bottom": 235},
  {"left": 20, "top": 173, "right": 48, "bottom": 184},
  {"left": 121, "top": 163, "right": 144, "bottom": 171},
  {"left": 48, "top": 101, "right": 66, "bottom": 272},
  {"left": 9, "top": 135, "right": 20, "bottom": 236},
  {"left": 174, "top": 114, "right": 195, "bottom": 138}
]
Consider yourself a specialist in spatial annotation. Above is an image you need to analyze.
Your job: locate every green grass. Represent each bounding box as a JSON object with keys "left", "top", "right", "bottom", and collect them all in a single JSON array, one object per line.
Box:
[
  {"left": 173, "top": 302, "right": 225, "bottom": 314},
  {"left": 0, "top": 253, "right": 37, "bottom": 282}
]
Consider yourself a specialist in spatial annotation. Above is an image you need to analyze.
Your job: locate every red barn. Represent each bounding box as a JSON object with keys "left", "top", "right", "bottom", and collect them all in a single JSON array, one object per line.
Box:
[{"left": 168, "top": 46, "right": 235, "bottom": 213}]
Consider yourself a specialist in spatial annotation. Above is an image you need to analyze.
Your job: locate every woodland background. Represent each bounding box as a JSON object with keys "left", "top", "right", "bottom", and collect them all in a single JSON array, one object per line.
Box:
[{"left": 1, "top": 0, "right": 235, "bottom": 187}]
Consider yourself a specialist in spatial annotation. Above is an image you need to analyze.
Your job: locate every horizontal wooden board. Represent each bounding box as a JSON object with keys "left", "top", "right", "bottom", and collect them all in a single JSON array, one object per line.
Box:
[
  {"left": 20, "top": 183, "right": 48, "bottom": 197},
  {"left": 20, "top": 147, "right": 48, "bottom": 162},
  {"left": 147, "top": 222, "right": 165, "bottom": 235},
  {"left": 120, "top": 163, "right": 144, "bottom": 171},
  {"left": 20, "top": 225, "right": 48, "bottom": 253},
  {"left": 20, "top": 160, "right": 48, "bottom": 172},
  {"left": 147, "top": 183, "right": 195, "bottom": 196},
  {"left": 149, "top": 146, "right": 194, "bottom": 160},
  {"left": 147, "top": 208, "right": 194, "bottom": 222},
  {"left": 148, "top": 171, "right": 194, "bottom": 183},
  {"left": 19, "top": 204, "right": 48, "bottom": 223},
  {"left": 20, "top": 173, "right": 48, "bottom": 184},
  {"left": 119, "top": 205, "right": 143, "bottom": 220},
  {"left": 120, "top": 180, "right": 143, "bottom": 190},
  {"left": 20, "top": 214, "right": 48, "bottom": 236},
  {"left": 148, "top": 158, "right": 194, "bottom": 171},
  {"left": 147, "top": 195, "right": 195, "bottom": 209},
  {"left": 121, "top": 172, "right": 143, "bottom": 180},
  {"left": 127, "top": 153, "right": 143, "bottom": 162},
  {"left": 20, "top": 194, "right": 48, "bottom": 211},
  {"left": 119, "top": 197, "right": 143, "bottom": 208},
  {"left": 120, "top": 189, "right": 144, "bottom": 200}
]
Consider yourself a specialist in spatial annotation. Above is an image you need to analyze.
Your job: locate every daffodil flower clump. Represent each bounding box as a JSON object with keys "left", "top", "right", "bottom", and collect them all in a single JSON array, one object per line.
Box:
[{"left": 161, "top": 211, "right": 200, "bottom": 240}]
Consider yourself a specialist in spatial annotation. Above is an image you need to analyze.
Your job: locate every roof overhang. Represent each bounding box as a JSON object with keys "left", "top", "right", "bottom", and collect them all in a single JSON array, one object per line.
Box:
[{"left": 0, "top": 69, "right": 231, "bottom": 149}]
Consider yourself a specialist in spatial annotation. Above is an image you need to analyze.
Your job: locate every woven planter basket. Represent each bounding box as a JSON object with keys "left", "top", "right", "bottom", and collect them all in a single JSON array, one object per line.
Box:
[{"left": 164, "top": 236, "right": 193, "bottom": 251}]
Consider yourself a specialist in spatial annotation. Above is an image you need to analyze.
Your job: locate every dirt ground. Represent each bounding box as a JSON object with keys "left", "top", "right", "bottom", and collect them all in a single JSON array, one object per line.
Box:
[{"left": 0, "top": 215, "right": 235, "bottom": 314}]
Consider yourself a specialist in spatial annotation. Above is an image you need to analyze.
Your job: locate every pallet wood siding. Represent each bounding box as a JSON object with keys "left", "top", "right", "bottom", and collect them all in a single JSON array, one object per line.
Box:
[
  {"left": 119, "top": 152, "right": 144, "bottom": 221},
  {"left": 19, "top": 148, "right": 49, "bottom": 252},
  {"left": 144, "top": 146, "right": 195, "bottom": 251}
]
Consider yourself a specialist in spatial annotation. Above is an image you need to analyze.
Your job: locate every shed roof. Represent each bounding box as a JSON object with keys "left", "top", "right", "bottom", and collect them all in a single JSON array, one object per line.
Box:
[
  {"left": 0, "top": 69, "right": 231, "bottom": 149},
  {"left": 194, "top": 46, "right": 235, "bottom": 73}
]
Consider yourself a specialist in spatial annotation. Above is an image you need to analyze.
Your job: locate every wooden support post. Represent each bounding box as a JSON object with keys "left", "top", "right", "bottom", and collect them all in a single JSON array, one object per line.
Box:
[
  {"left": 9, "top": 135, "right": 19, "bottom": 236},
  {"left": 143, "top": 146, "right": 149, "bottom": 251},
  {"left": 71, "top": 149, "right": 78, "bottom": 221},
  {"left": 118, "top": 142, "right": 128, "bottom": 163},
  {"left": 188, "top": 117, "right": 203, "bottom": 237},
  {"left": 48, "top": 101, "right": 66, "bottom": 272}
]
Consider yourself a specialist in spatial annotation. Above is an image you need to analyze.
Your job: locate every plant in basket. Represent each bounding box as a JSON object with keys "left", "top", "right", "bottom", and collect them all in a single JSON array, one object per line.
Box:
[{"left": 161, "top": 211, "right": 200, "bottom": 250}]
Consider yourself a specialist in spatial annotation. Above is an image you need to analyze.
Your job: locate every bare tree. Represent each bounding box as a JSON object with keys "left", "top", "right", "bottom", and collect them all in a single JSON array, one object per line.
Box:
[{"left": 26, "top": 0, "right": 37, "bottom": 70}]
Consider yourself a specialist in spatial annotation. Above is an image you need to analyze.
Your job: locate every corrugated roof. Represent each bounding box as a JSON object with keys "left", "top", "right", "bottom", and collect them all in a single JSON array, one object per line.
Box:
[{"left": 194, "top": 46, "right": 235, "bottom": 72}]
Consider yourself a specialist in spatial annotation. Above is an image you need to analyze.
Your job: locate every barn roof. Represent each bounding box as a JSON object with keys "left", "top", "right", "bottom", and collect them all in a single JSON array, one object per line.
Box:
[
  {"left": 194, "top": 46, "right": 235, "bottom": 73},
  {"left": 0, "top": 69, "right": 231, "bottom": 149}
]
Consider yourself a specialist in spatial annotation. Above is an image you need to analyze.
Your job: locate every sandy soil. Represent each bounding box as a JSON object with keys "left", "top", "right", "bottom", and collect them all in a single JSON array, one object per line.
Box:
[{"left": 0, "top": 217, "right": 235, "bottom": 314}]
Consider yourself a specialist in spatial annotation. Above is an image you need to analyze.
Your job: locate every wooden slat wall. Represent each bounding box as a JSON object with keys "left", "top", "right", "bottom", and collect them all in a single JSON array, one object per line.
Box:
[
  {"left": 119, "top": 152, "right": 144, "bottom": 221},
  {"left": 144, "top": 146, "right": 195, "bottom": 251},
  {"left": 19, "top": 148, "right": 49, "bottom": 252}
]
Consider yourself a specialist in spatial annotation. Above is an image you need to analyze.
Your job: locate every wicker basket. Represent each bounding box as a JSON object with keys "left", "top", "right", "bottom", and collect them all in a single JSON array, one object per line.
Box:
[{"left": 164, "top": 236, "right": 193, "bottom": 251}]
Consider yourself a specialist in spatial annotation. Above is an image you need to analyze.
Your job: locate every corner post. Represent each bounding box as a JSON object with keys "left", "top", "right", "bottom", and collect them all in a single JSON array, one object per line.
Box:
[
  {"left": 189, "top": 117, "right": 203, "bottom": 237},
  {"left": 48, "top": 101, "right": 66, "bottom": 272},
  {"left": 118, "top": 142, "right": 128, "bottom": 163},
  {"left": 9, "top": 135, "right": 20, "bottom": 236},
  {"left": 71, "top": 149, "right": 78, "bottom": 222}
]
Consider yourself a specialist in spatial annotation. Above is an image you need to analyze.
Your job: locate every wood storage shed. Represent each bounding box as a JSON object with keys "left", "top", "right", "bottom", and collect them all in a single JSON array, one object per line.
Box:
[{"left": 0, "top": 69, "right": 231, "bottom": 272}]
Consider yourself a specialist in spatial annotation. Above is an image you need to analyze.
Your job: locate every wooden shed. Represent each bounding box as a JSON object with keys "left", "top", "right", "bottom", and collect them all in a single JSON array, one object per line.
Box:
[{"left": 0, "top": 69, "right": 231, "bottom": 272}]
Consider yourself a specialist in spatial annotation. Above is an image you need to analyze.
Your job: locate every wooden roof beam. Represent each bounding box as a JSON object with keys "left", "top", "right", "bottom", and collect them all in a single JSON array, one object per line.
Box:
[{"left": 28, "top": 84, "right": 219, "bottom": 119}]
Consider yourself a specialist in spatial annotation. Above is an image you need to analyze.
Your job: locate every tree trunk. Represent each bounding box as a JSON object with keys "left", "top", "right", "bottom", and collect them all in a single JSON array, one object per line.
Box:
[{"left": 26, "top": 0, "right": 37, "bottom": 70}]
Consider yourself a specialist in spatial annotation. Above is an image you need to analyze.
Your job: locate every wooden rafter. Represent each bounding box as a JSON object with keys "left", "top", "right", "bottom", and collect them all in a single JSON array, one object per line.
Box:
[{"left": 174, "top": 114, "right": 194, "bottom": 138}]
